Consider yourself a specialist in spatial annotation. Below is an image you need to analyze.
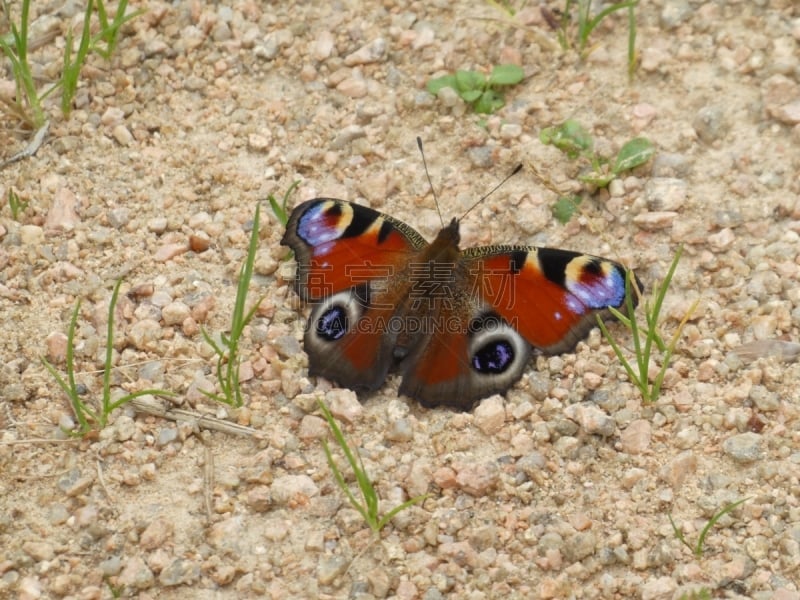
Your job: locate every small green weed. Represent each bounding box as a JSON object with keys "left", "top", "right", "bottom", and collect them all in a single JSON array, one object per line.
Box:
[
  {"left": 0, "top": 0, "right": 45, "bottom": 126},
  {"left": 678, "top": 589, "right": 712, "bottom": 600},
  {"left": 6, "top": 188, "right": 29, "bottom": 220},
  {"left": 267, "top": 180, "right": 300, "bottom": 227},
  {"left": 42, "top": 279, "right": 173, "bottom": 436},
  {"left": 597, "top": 246, "right": 695, "bottom": 404},
  {"left": 540, "top": 119, "right": 654, "bottom": 223},
  {"left": 318, "top": 400, "right": 428, "bottom": 534},
  {"left": 669, "top": 498, "right": 749, "bottom": 558},
  {"left": 92, "top": 0, "right": 145, "bottom": 60},
  {"left": 0, "top": 0, "right": 142, "bottom": 126},
  {"left": 543, "top": 0, "right": 640, "bottom": 75},
  {"left": 427, "top": 64, "right": 524, "bottom": 114},
  {"left": 59, "top": 0, "right": 95, "bottom": 119},
  {"left": 201, "top": 204, "right": 263, "bottom": 408}
]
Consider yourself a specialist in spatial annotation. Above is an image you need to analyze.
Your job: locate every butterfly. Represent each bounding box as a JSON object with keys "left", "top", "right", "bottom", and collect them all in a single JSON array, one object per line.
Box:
[{"left": 281, "top": 183, "right": 640, "bottom": 411}]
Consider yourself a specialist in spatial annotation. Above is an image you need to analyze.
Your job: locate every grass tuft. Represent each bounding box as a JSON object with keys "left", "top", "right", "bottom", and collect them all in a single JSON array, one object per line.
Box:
[
  {"left": 543, "top": 0, "right": 640, "bottom": 74},
  {"left": 669, "top": 498, "right": 749, "bottom": 558},
  {"left": 42, "top": 279, "right": 174, "bottom": 436},
  {"left": 597, "top": 246, "right": 696, "bottom": 404},
  {"left": 318, "top": 400, "right": 428, "bottom": 534},
  {"left": 267, "top": 180, "right": 300, "bottom": 227},
  {"left": 0, "top": 0, "right": 143, "bottom": 126},
  {"left": 201, "top": 203, "right": 263, "bottom": 408},
  {"left": 6, "top": 188, "right": 29, "bottom": 220}
]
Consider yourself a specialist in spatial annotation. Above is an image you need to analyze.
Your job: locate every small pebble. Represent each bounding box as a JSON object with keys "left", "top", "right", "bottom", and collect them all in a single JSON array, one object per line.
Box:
[
  {"left": 344, "top": 38, "right": 386, "bottom": 66},
  {"left": 159, "top": 558, "right": 200, "bottom": 586},
  {"left": 117, "top": 556, "right": 155, "bottom": 590},
  {"left": 154, "top": 242, "right": 189, "bottom": 262},
  {"left": 644, "top": 178, "right": 688, "bottom": 212},
  {"left": 454, "top": 461, "right": 499, "bottom": 496},
  {"left": 473, "top": 396, "right": 505, "bottom": 434},
  {"left": 331, "top": 125, "right": 366, "bottom": 149},
  {"left": 112, "top": 124, "right": 134, "bottom": 146},
  {"left": 620, "top": 420, "right": 652, "bottom": 454},
  {"left": 156, "top": 427, "right": 178, "bottom": 447},
  {"left": 271, "top": 475, "right": 319, "bottom": 505},
  {"left": 659, "top": 451, "right": 697, "bottom": 489},
  {"left": 147, "top": 218, "right": 168, "bottom": 234},
  {"left": 326, "top": 389, "right": 362, "bottom": 424},
  {"left": 563, "top": 403, "right": 616, "bottom": 436},
  {"left": 317, "top": 555, "right": 349, "bottom": 585},
  {"left": 723, "top": 432, "right": 765, "bottom": 463},
  {"left": 44, "top": 188, "right": 80, "bottom": 232},
  {"left": 692, "top": 105, "right": 728, "bottom": 143},
  {"left": 140, "top": 517, "right": 174, "bottom": 550},
  {"left": 467, "top": 146, "right": 493, "bottom": 168},
  {"left": 162, "top": 301, "right": 191, "bottom": 326},
  {"left": 385, "top": 418, "right": 414, "bottom": 442},
  {"left": 298, "top": 415, "right": 327, "bottom": 440}
]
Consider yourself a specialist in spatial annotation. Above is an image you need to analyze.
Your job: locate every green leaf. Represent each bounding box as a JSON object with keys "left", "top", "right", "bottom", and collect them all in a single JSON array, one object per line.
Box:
[
  {"left": 551, "top": 195, "right": 582, "bottom": 223},
  {"left": 540, "top": 119, "right": 593, "bottom": 158},
  {"left": 488, "top": 64, "right": 524, "bottom": 86},
  {"left": 460, "top": 89, "right": 482, "bottom": 103},
  {"left": 578, "top": 169, "right": 614, "bottom": 188},
  {"left": 475, "top": 89, "right": 506, "bottom": 114},
  {"left": 613, "top": 137, "right": 655, "bottom": 174},
  {"left": 426, "top": 74, "right": 457, "bottom": 95},
  {"left": 454, "top": 69, "right": 485, "bottom": 93}
]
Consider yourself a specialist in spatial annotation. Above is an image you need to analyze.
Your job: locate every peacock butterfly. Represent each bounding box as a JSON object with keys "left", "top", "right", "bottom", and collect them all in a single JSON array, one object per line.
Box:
[{"left": 281, "top": 158, "right": 640, "bottom": 410}]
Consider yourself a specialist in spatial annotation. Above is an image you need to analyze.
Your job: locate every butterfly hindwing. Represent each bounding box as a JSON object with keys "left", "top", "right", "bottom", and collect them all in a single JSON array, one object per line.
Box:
[
  {"left": 463, "top": 246, "right": 634, "bottom": 354},
  {"left": 398, "top": 306, "right": 532, "bottom": 410}
]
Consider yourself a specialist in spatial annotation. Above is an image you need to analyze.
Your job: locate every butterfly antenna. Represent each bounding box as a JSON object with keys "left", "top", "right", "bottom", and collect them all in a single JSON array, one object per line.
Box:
[
  {"left": 417, "top": 137, "right": 444, "bottom": 227},
  {"left": 460, "top": 163, "right": 523, "bottom": 221}
]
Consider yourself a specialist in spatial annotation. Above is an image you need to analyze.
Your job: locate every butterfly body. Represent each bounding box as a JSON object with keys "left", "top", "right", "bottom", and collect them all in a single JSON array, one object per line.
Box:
[{"left": 282, "top": 198, "right": 638, "bottom": 410}]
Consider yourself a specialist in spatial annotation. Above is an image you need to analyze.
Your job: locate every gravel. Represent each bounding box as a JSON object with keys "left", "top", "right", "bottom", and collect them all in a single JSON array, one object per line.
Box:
[{"left": 1, "top": 0, "right": 800, "bottom": 598}]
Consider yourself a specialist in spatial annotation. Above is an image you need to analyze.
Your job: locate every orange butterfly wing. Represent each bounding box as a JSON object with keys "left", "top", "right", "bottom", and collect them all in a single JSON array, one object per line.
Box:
[
  {"left": 463, "top": 247, "right": 634, "bottom": 354},
  {"left": 282, "top": 199, "right": 427, "bottom": 391}
]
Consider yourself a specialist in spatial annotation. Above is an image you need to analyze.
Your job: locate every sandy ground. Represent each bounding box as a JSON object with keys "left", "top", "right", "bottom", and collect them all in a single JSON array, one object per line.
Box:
[{"left": 2, "top": 1, "right": 800, "bottom": 598}]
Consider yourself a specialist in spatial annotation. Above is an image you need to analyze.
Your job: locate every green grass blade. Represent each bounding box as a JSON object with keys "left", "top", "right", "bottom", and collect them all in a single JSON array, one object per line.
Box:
[
  {"left": 64, "top": 298, "right": 91, "bottom": 423},
  {"left": 627, "top": 4, "right": 638, "bottom": 78},
  {"left": 95, "top": 0, "right": 109, "bottom": 29},
  {"left": 668, "top": 513, "right": 693, "bottom": 554},
  {"left": 694, "top": 498, "right": 748, "bottom": 557},
  {"left": 101, "top": 278, "right": 122, "bottom": 423},
  {"left": 621, "top": 271, "right": 648, "bottom": 397},
  {"left": 41, "top": 357, "right": 96, "bottom": 434},
  {"left": 596, "top": 317, "right": 642, "bottom": 391},
  {"left": 200, "top": 327, "right": 225, "bottom": 355},
  {"left": 92, "top": 0, "right": 144, "bottom": 58},
  {"left": 321, "top": 438, "right": 373, "bottom": 528},
  {"left": 268, "top": 196, "right": 289, "bottom": 226},
  {"left": 319, "top": 400, "right": 381, "bottom": 531},
  {"left": 580, "top": 0, "right": 639, "bottom": 52},
  {"left": 377, "top": 494, "right": 429, "bottom": 531},
  {"left": 0, "top": 0, "right": 45, "bottom": 126},
  {"left": 106, "top": 389, "right": 174, "bottom": 412},
  {"left": 61, "top": 0, "right": 94, "bottom": 117},
  {"left": 41, "top": 298, "right": 98, "bottom": 434},
  {"left": 267, "top": 179, "right": 300, "bottom": 227}
]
